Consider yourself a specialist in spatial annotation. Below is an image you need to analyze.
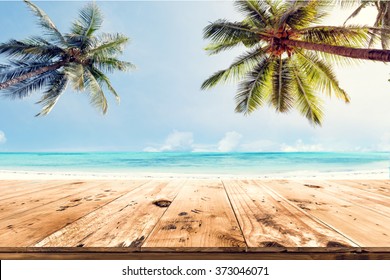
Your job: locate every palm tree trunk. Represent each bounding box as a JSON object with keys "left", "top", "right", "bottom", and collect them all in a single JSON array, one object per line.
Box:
[
  {"left": 282, "top": 38, "right": 390, "bottom": 62},
  {"left": 0, "top": 61, "right": 66, "bottom": 90}
]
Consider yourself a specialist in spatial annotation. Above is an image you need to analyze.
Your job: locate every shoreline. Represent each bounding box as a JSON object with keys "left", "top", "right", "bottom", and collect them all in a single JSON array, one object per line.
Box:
[{"left": 0, "top": 168, "right": 388, "bottom": 180}]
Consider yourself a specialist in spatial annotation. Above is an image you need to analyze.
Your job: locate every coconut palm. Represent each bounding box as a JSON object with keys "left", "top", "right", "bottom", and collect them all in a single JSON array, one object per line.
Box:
[
  {"left": 0, "top": 0, "right": 134, "bottom": 116},
  {"left": 202, "top": 0, "right": 390, "bottom": 125}
]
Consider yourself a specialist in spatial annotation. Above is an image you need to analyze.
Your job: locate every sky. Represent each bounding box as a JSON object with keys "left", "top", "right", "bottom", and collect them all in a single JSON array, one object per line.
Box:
[{"left": 0, "top": 0, "right": 389, "bottom": 152}]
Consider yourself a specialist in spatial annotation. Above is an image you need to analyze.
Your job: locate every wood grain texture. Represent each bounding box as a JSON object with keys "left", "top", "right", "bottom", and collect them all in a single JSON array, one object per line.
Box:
[
  {"left": 142, "top": 179, "right": 246, "bottom": 252},
  {"left": 331, "top": 180, "right": 390, "bottom": 197},
  {"left": 34, "top": 180, "right": 184, "bottom": 249},
  {"left": 0, "top": 180, "right": 70, "bottom": 201},
  {"left": 0, "top": 179, "right": 389, "bottom": 256},
  {"left": 300, "top": 180, "right": 390, "bottom": 217},
  {"left": 0, "top": 181, "right": 109, "bottom": 220},
  {"left": 0, "top": 180, "right": 146, "bottom": 246},
  {"left": 224, "top": 180, "right": 358, "bottom": 252},
  {"left": 264, "top": 180, "right": 390, "bottom": 247}
]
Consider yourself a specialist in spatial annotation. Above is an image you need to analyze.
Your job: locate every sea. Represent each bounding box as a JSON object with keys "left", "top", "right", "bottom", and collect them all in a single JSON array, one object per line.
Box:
[{"left": 0, "top": 152, "right": 389, "bottom": 177}]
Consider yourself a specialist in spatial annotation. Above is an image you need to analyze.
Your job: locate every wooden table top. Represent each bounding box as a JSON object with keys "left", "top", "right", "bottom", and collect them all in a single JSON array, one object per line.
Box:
[{"left": 0, "top": 179, "right": 389, "bottom": 259}]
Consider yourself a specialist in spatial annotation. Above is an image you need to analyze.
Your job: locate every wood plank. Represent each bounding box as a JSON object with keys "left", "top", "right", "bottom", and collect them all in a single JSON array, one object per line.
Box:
[
  {"left": 0, "top": 181, "right": 109, "bottom": 219},
  {"left": 261, "top": 180, "right": 390, "bottom": 248},
  {"left": 0, "top": 178, "right": 388, "bottom": 254},
  {"left": 358, "top": 180, "right": 390, "bottom": 186},
  {"left": 224, "top": 180, "right": 358, "bottom": 252},
  {"left": 35, "top": 180, "right": 185, "bottom": 249},
  {"left": 0, "top": 180, "right": 71, "bottom": 200},
  {"left": 0, "top": 180, "right": 43, "bottom": 192},
  {"left": 0, "top": 180, "right": 54, "bottom": 190},
  {"left": 332, "top": 180, "right": 390, "bottom": 197},
  {"left": 0, "top": 180, "right": 147, "bottom": 246},
  {"left": 142, "top": 179, "right": 246, "bottom": 252},
  {"left": 299, "top": 180, "right": 390, "bottom": 217}
]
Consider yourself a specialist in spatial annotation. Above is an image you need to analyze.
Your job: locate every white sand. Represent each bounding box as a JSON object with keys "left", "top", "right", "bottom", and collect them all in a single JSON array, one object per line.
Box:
[{"left": 0, "top": 169, "right": 388, "bottom": 180}]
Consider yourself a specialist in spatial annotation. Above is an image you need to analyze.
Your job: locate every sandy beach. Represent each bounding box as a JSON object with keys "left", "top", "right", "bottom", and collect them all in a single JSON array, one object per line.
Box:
[{"left": 0, "top": 168, "right": 388, "bottom": 180}]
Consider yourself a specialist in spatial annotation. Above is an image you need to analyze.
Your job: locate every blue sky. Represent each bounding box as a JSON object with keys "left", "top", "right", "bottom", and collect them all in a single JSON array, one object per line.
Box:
[{"left": 0, "top": 0, "right": 389, "bottom": 152}]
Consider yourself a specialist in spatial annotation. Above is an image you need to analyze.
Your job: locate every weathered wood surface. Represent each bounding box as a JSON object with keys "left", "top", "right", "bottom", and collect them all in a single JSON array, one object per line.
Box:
[
  {"left": 142, "top": 180, "right": 246, "bottom": 252},
  {"left": 224, "top": 180, "right": 358, "bottom": 251},
  {"left": 332, "top": 180, "right": 390, "bottom": 197},
  {"left": 35, "top": 180, "right": 184, "bottom": 249},
  {"left": 0, "top": 181, "right": 112, "bottom": 219},
  {"left": 300, "top": 180, "right": 390, "bottom": 217},
  {"left": 0, "top": 180, "right": 147, "bottom": 246},
  {"left": 0, "top": 180, "right": 69, "bottom": 200},
  {"left": 265, "top": 180, "right": 390, "bottom": 248},
  {"left": 0, "top": 179, "right": 389, "bottom": 258}
]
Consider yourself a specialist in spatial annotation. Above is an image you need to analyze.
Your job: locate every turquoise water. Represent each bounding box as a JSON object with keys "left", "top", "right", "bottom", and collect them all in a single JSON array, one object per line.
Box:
[{"left": 0, "top": 152, "right": 389, "bottom": 175}]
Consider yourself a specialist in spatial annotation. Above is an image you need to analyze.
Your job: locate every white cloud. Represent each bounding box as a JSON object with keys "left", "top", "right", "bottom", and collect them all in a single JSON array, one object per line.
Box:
[
  {"left": 143, "top": 147, "right": 159, "bottom": 152},
  {"left": 218, "top": 131, "right": 242, "bottom": 152},
  {"left": 144, "top": 130, "right": 194, "bottom": 152},
  {"left": 145, "top": 131, "right": 382, "bottom": 153},
  {"left": 280, "top": 139, "right": 324, "bottom": 152},
  {"left": 145, "top": 130, "right": 244, "bottom": 153},
  {"left": 0, "top": 131, "right": 6, "bottom": 144}
]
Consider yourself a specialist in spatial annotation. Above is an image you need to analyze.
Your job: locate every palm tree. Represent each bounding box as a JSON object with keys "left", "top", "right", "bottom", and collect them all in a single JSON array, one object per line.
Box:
[
  {"left": 202, "top": 0, "right": 390, "bottom": 125},
  {"left": 0, "top": 0, "right": 134, "bottom": 116},
  {"left": 342, "top": 0, "right": 390, "bottom": 49}
]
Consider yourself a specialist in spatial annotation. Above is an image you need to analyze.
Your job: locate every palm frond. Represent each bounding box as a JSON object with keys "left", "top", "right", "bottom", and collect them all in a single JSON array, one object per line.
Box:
[
  {"left": 89, "top": 33, "right": 129, "bottom": 57},
  {"left": 270, "top": 57, "right": 294, "bottom": 113},
  {"left": 343, "top": 1, "right": 372, "bottom": 25},
  {"left": 36, "top": 72, "right": 68, "bottom": 116},
  {"left": 204, "top": 36, "right": 260, "bottom": 55},
  {"left": 2, "top": 70, "right": 57, "bottom": 99},
  {"left": 291, "top": 59, "right": 324, "bottom": 125},
  {"left": 341, "top": 0, "right": 390, "bottom": 49},
  {"left": 0, "top": 64, "right": 10, "bottom": 72},
  {"left": 71, "top": 3, "right": 103, "bottom": 38},
  {"left": 0, "top": 60, "right": 55, "bottom": 83},
  {"left": 23, "top": 0, "right": 66, "bottom": 45},
  {"left": 64, "top": 63, "right": 85, "bottom": 91},
  {"left": 63, "top": 34, "right": 87, "bottom": 49},
  {"left": 334, "top": 0, "right": 361, "bottom": 9},
  {"left": 378, "top": 1, "right": 390, "bottom": 49},
  {"left": 0, "top": 38, "right": 64, "bottom": 61},
  {"left": 264, "top": 0, "right": 284, "bottom": 17},
  {"left": 298, "top": 25, "right": 383, "bottom": 47},
  {"left": 205, "top": 40, "right": 245, "bottom": 55},
  {"left": 278, "top": 0, "right": 328, "bottom": 30},
  {"left": 234, "top": 0, "right": 272, "bottom": 27},
  {"left": 201, "top": 46, "right": 267, "bottom": 89},
  {"left": 88, "top": 66, "right": 120, "bottom": 102},
  {"left": 203, "top": 19, "right": 259, "bottom": 44},
  {"left": 84, "top": 69, "right": 108, "bottom": 114},
  {"left": 381, "top": 27, "right": 390, "bottom": 49},
  {"left": 93, "top": 57, "right": 135, "bottom": 73},
  {"left": 235, "top": 55, "right": 273, "bottom": 114},
  {"left": 371, "top": 8, "right": 386, "bottom": 47},
  {"left": 296, "top": 50, "right": 349, "bottom": 102},
  {"left": 69, "top": 3, "right": 103, "bottom": 51}
]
